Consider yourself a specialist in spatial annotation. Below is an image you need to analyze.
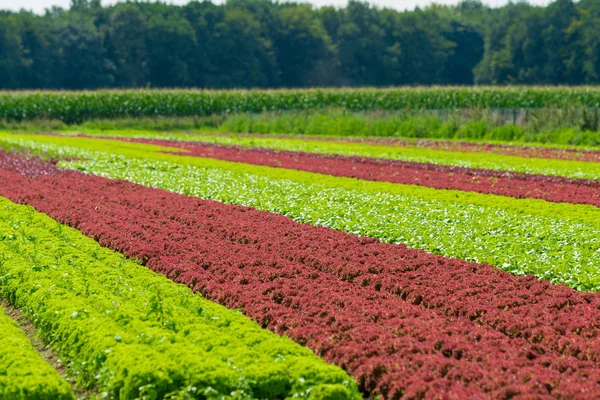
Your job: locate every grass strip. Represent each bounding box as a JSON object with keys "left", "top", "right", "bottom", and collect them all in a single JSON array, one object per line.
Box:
[{"left": 0, "top": 196, "right": 359, "bottom": 400}]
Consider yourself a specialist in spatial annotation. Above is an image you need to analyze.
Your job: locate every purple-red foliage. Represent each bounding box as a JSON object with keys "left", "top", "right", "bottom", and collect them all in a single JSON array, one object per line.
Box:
[
  {"left": 2, "top": 150, "right": 600, "bottom": 398},
  {"left": 126, "top": 138, "right": 600, "bottom": 208},
  {"left": 0, "top": 151, "right": 63, "bottom": 177}
]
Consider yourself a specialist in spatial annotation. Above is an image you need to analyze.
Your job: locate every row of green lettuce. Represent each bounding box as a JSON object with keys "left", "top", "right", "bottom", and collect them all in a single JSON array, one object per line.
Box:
[
  {"left": 0, "top": 197, "right": 359, "bottom": 399},
  {"left": 52, "top": 130, "right": 600, "bottom": 181},
  {"left": 0, "top": 305, "right": 74, "bottom": 399},
  {"left": 1, "top": 134, "right": 600, "bottom": 292}
]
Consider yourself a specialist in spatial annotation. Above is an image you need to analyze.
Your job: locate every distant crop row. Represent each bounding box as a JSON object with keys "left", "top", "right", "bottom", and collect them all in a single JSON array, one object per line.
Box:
[
  {"left": 65, "top": 130, "right": 600, "bottom": 180},
  {"left": 5, "top": 152, "right": 600, "bottom": 398},
  {"left": 71, "top": 157, "right": 600, "bottom": 291},
  {"left": 186, "top": 134, "right": 600, "bottom": 179},
  {"left": 89, "top": 130, "right": 600, "bottom": 162},
  {"left": 143, "top": 132, "right": 600, "bottom": 180},
  {"left": 2, "top": 87, "right": 600, "bottom": 123},
  {"left": 0, "top": 195, "right": 357, "bottom": 399},
  {"left": 120, "top": 137, "right": 600, "bottom": 208},
  {"left": 2, "top": 134, "right": 599, "bottom": 291}
]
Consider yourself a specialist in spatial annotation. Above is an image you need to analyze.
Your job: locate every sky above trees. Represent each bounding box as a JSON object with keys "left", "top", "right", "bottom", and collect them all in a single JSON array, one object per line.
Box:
[{"left": 2, "top": 0, "right": 552, "bottom": 14}]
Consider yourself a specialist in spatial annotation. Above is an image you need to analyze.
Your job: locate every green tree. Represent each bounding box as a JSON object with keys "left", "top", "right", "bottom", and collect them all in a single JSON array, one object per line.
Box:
[
  {"left": 108, "top": 4, "right": 147, "bottom": 87},
  {"left": 55, "top": 17, "right": 114, "bottom": 88},
  {"left": 332, "top": 1, "right": 389, "bottom": 85},
  {"left": 271, "top": 5, "right": 334, "bottom": 86},
  {"left": 0, "top": 15, "right": 28, "bottom": 89},
  {"left": 145, "top": 7, "right": 195, "bottom": 87},
  {"left": 206, "top": 7, "right": 277, "bottom": 87},
  {"left": 1, "top": 0, "right": 600, "bottom": 88}
]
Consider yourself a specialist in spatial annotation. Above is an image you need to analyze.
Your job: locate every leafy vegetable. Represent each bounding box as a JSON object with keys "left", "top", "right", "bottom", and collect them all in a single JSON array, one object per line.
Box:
[
  {"left": 0, "top": 197, "right": 359, "bottom": 399},
  {"left": 2, "top": 134, "right": 598, "bottom": 291},
  {"left": 0, "top": 305, "right": 74, "bottom": 399}
]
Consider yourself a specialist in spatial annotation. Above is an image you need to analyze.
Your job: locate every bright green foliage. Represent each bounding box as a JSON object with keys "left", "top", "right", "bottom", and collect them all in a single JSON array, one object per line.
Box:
[
  {"left": 2, "top": 134, "right": 600, "bottom": 291},
  {"left": 0, "top": 306, "right": 74, "bottom": 400},
  {"left": 0, "top": 198, "right": 360, "bottom": 400},
  {"left": 4, "top": 87, "right": 600, "bottom": 124}
]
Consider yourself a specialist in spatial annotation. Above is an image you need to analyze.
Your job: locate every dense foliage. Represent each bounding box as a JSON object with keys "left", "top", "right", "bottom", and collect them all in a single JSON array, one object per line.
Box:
[
  {"left": 114, "top": 136, "right": 600, "bottom": 208},
  {"left": 4, "top": 88, "right": 600, "bottom": 124},
  {"left": 216, "top": 109, "right": 600, "bottom": 145},
  {"left": 13, "top": 130, "right": 600, "bottom": 179},
  {"left": 0, "top": 306, "right": 74, "bottom": 399},
  {"left": 0, "top": 190, "right": 358, "bottom": 399},
  {"left": 2, "top": 134, "right": 600, "bottom": 291},
  {"left": 1, "top": 0, "right": 600, "bottom": 88},
  {"left": 6, "top": 149, "right": 600, "bottom": 398}
]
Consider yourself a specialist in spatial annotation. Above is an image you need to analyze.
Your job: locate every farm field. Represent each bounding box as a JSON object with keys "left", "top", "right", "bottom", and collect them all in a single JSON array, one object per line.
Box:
[
  {"left": 3, "top": 90, "right": 600, "bottom": 399},
  {"left": 6, "top": 87, "right": 600, "bottom": 123}
]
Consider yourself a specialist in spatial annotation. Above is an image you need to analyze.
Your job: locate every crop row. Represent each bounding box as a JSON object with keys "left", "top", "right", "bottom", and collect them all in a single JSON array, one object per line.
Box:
[
  {"left": 121, "top": 137, "right": 600, "bottom": 208},
  {"left": 75, "top": 129, "right": 600, "bottom": 163},
  {"left": 54, "top": 130, "right": 600, "bottom": 180},
  {"left": 126, "top": 132, "right": 600, "bottom": 180},
  {"left": 3, "top": 87, "right": 600, "bottom": 123},
  {"left": 0, "top": 193, "right": 357, "bottom": 399},
  {"left": 0, "top": 305, "right": 74, "bottom": 399},
  {"left": 3, "top": 134, "right": 599, "bottom": 290},
  {"left": 5, "top": 134, "right": 600, "bottom": 222},
  {"left": 305, "top": 136, "right": 600, "bottom": 163},
  {"left": 3, "top": 153, "right": 600, "bottom": 397},
  {"left": 63, "top": 125, "right": 600, "bottom": 162}
]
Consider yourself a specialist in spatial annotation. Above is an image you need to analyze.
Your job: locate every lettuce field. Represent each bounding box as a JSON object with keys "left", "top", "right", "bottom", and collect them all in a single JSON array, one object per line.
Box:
[{"left": 2, "top": 123, "right": 600, "bottom": 399}]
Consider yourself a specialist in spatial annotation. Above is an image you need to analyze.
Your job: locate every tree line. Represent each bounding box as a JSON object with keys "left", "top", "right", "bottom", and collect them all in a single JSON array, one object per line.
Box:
[{"left": 0, "top": 0, "right": 598, "bottom": 89}]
